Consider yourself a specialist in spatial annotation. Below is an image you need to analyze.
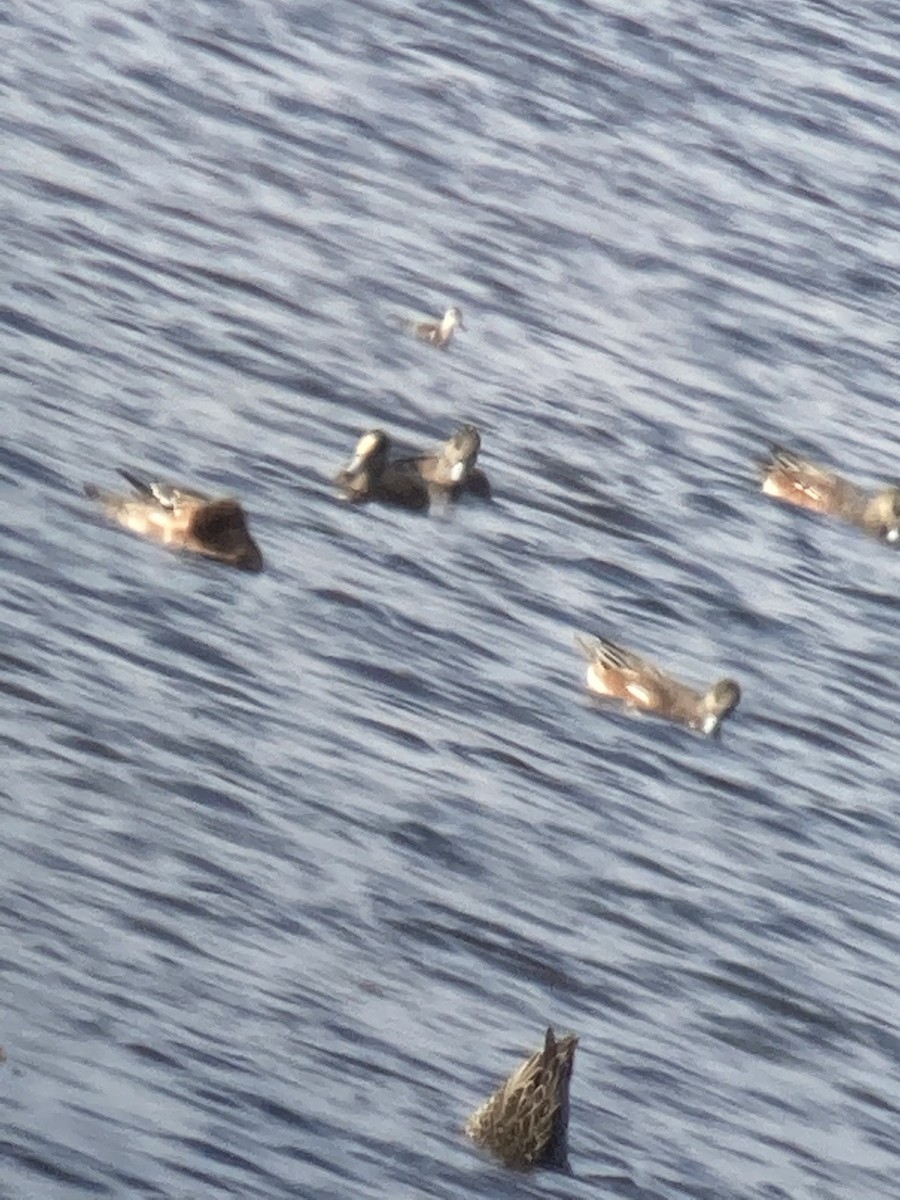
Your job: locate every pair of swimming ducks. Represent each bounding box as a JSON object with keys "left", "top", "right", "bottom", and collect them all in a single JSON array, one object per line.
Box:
[
  {"left": 83, "top": 444, "right": 900, "bottom": 740},
  {"left": 575, "top": 446, "right": 899, "bottom": 735},
  {"left": 334, "top": 423, "right": 490, "bottom": 510},
  {"left": 81, "top": 420, "right": 487, "bottom": 572}
]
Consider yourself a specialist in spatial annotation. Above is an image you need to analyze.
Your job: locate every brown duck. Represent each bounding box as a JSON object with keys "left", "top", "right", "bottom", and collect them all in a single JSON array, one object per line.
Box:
[
  {"left": 84, "top": 470, "right": 263, "bottom": 570},
  {"left": 396, "top": 423, "right": 490, "bottom": 500},
  {"left": 759, "top": 445, "right": 900, "bottom": 543},
  {"left": 575, "top": 634, "right": 740, "bottom": 735},
  {"left": 465, "top": 1026, "right": 577, "bottom": 1172},
  {"left": 334, "top": 430, "right": 429, "bottom": 510},
  {"left": 408, "top": 305, "right": 464, "bottom": 349}
]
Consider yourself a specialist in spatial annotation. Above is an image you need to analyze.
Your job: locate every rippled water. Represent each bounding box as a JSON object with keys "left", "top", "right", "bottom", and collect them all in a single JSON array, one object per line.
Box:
[{"left": 5, "top": 1, "right": 900, "bottom": 1196}]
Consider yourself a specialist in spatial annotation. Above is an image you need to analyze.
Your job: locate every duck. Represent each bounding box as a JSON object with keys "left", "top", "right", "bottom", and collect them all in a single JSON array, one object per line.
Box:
[
  {"left": 334, "top": 430, "right": 429, "bottom": 510},
  {"left": 759, "top": 446, "right": 900, "bottom": 543},
  {"left": 465, "top": 1026, "right": 577, "bottom": 1172},
  {"left": 396, "top": 423, "right": 491, "bottom": 499},
  {"left": 575, "top": 633, "right": 741, "bottom": 735},
  {"left": 409, "top": 305, "right": 464, "bottom": 349},
  {"left": 84, "top": 469, "right": 263, "bottom": 571}
]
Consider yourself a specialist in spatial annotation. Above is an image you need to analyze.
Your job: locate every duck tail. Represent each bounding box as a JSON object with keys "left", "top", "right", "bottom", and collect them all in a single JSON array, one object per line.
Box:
[{"left": 116, "top": 468, "right": 153, "bottom": 497}]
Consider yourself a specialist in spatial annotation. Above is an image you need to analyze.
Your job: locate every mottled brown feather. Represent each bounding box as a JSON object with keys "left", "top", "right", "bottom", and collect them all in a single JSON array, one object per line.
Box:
[{"left": 465, "top": 1026, "right": 577, "bottom": 1172}]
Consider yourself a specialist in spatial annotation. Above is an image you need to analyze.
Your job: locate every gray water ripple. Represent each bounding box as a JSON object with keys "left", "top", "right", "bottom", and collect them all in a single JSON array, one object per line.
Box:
[{"left": 6, "top": 0, "right": 900, "bottom": 1197}]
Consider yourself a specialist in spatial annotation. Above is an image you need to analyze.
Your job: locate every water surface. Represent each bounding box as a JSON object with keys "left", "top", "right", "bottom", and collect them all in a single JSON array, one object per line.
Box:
[{"left": 4, "top": 1, "right": 900, "bottom": 1197}]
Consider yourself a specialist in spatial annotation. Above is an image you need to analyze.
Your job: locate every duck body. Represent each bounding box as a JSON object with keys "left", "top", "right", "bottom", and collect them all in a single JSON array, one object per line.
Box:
[
  {"left": 760, "top": 446, "right": 900, "bottom": 543},
  {"left": 575, "top": 634, "right": 740, "bottom": 735},
  {"left": 395, "top": 424, "right": 490, "bottom": 500},
  {"left": 84, "top": 469, "right": 263, "bottom": 570},
  {"left": 465, "top": 1026, "right": 577, "bottom": 1172},
  {"left": 409, "top": 305, "right": 464, "bottom": 349},
  {"left": 334, "top": 430, "right": 430, "bottom": 510}
]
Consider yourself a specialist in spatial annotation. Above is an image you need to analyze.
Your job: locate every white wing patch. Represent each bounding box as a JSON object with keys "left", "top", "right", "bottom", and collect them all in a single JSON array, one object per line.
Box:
[{"left": 624, "top": 682, "right": 654, "bottom": 706}]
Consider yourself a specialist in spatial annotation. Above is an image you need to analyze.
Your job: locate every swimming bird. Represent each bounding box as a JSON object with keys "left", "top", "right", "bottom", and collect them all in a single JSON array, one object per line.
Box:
[
  {"left": 84, "top": 469, "right": 263, "bottom": 570},
  {"left": 575, "top": 634, "right": 741, "bottom": 735},
  {"left": 334, "top": 429, "right": 429, "bottom": 510},
  {"left": 409, "top": 305, "right": 464, "bottom": 349},
  {"left": 759, "top": 446, "right": 900, "bottom": 543},
  {"left": 396, "top": 423, "right": 490, "bottom": 499},
  {"left": 465, "top": 1026, "right": 577, "bottom": 1172}
]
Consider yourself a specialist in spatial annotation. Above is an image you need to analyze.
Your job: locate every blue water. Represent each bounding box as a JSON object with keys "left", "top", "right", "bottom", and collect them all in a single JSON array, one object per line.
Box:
[{"left": 4, "top": 1, "right": 900, "bottom": 1197}]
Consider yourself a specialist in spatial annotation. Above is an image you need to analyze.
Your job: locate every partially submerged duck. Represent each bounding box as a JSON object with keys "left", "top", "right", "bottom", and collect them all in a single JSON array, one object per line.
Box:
[
  {"left": 465, "top": 1026, "right": 577, "bottom": 1172},
  {"left": 334, "top": 430, "right": 429, "bottom": 510},
  {"left": 409, "top": 305, "right": 464, "bottom": 349},
  {"left": 84, "top": 469, "right": 263, "bottom": 570},
  {"left": 396, "top": 423, "right": 490, "bottom": 499},
  {"left": 759, "top": 446, "right": 900, "bottom": 543},
  {"left": 575, "top": 634, "right": 740, "bottom": 735}
]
